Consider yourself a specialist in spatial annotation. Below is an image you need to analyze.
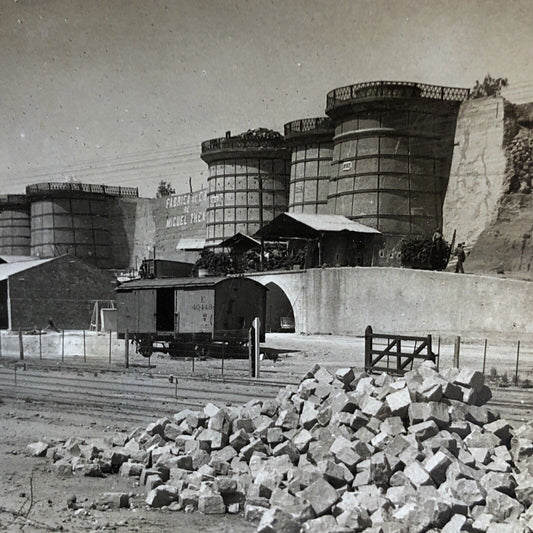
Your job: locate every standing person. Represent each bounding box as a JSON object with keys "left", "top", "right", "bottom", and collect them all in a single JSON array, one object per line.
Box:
[{"left": 455, "top": 242, "right": 466, "bottom": 273}]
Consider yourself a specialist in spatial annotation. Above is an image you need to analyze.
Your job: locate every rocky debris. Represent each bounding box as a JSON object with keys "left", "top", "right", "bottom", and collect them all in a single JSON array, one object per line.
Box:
[
  {"left": 44, "top": 362, "right": 533, "bottom": 531},
  {"left": 27, "top": 441, "right": 48, "bottom": 457}
]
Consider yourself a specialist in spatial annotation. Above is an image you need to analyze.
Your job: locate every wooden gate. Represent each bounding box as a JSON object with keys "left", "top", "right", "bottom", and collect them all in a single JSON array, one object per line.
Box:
[{"left": 364, "top": 325, "right": 437, "bottom": 375}]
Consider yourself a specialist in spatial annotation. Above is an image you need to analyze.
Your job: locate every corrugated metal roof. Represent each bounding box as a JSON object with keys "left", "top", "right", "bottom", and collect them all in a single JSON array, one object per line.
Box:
[
  {"left": 116, "top": 275, "right": 266, "bottom": 291},
  {"left": 175, "top": 237, "right": 206, "bottom": 250},
  {"left": 116, "top": 275, "right": 226, "bottom": 291},
  {"left": 0, "top": 255, "right": 36, "bottom": 264},
  {"left": 0, "top": 257, "right": 56, "bottom": 281},
  {"left": 219, "top": 232, "right": 261, "bottom": 248},
  {"left": 255, "top": 212, "right": 381, "bottom": 239}
]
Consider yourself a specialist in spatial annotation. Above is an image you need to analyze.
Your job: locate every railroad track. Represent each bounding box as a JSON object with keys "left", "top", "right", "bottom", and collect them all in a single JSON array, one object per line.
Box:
[
  {"left": 1, "top": 361, "right": 531, "bottom": 425},
  {"left": 0, "top": 362, "right": 298, "bottom": 423}
]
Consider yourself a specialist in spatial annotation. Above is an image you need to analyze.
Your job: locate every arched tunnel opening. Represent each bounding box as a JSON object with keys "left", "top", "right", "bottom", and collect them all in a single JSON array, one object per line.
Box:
[{"left": 265, "top": 282, "right": 295, "bottom": 333}]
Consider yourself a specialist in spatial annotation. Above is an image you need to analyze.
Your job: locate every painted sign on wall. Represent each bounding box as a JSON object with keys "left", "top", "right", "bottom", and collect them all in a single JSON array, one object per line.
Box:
[{"left": 152, "top": 188, "right": 207, "bottom": 260}]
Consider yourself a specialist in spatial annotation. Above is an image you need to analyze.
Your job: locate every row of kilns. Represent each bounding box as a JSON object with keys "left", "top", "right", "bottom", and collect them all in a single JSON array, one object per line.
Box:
[
  {"left": 202, "top": 83, "right": 465, "bottom": 265},
  {"left": 325, "top": 82, "right": 463, "bottom": 262},
  {"left": 201, "top": 134, "right": 291, "bottom": 245}
]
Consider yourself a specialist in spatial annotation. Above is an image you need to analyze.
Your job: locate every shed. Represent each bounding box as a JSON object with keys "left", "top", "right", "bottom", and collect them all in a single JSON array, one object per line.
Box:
[
  {"left": 0, "top": 255, "right": 116, "bottom": 330},
  {"left": 254, "top": 212, "right": 381, "bottom": 267}
]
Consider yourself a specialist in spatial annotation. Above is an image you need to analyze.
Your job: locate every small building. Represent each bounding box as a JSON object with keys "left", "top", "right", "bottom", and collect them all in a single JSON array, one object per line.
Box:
[
  {"left": 0, "top": 255, "right": 116, "bottom": 330},
  {"left": 254, "top": 212, "right": 381, "bottom": 268}
]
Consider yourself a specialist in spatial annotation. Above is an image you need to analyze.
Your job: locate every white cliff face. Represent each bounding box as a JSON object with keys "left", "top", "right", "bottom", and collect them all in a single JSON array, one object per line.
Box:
[{"left": 443, "top": 97, "right": 508, "bottom": 248}]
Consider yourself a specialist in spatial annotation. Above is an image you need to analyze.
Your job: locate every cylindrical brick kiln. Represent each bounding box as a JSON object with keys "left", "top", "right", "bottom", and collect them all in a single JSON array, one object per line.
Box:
[
  {"left": 27, "top": 182, "right": 138, "bottom": 268},
  {"left": 284, "top": 117, "right": 334, "bottom": 215},
  {"left": 201, "top": 129, "right": 291, "bottom": 245},
  {"left": 325, "top": 81, "right": 469, "bottom": 264},
  {"left": 0, "top": 195, "right": 31, "bottom": 256}
]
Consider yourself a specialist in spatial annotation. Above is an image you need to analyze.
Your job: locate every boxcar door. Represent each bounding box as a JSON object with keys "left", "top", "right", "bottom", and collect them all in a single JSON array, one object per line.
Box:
[
  {"left": 174, "top": 289, "right": 214, "bottom": 334},
  {"left": 116, "top": 291, "right": 136, "bottom": 334},
  {"left": 136, "top": 289, "right": 156, "bottom": 333}
]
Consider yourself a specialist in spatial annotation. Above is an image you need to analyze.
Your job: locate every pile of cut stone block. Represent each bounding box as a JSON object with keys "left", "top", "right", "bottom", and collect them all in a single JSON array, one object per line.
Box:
[{"left": 33, "top": 363, "right": 533, "bottom": 531}]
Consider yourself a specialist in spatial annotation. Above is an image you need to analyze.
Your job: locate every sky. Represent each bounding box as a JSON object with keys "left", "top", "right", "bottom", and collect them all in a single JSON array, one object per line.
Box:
[{"left": 1, "top": 0, "right": 532, "bottom": 197}]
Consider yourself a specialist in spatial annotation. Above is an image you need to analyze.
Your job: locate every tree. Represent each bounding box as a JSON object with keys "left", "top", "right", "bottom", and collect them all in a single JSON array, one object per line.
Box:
[
  {"left": 470, "top": 74, "right": 508, "bottom": 99},
  {"left": 156, "top": 180, "right": 176, "bottom": 197}
]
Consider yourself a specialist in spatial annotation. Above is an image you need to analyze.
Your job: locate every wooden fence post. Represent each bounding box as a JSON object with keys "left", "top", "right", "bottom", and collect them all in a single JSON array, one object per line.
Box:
[
  {"left": 108, "top": 330, "right": 112, "bottom": 364},
  {"left": 18, "top": 327, "right": 24, "bottom": 360},
  {"left": 482, "top": 339, "right": 488, "bottom": 375},
  {"left": 249, "top": 326, "right": 255, "bottom": 378},
  {"left": 39, "top": 329, "right": 42, "bottom": 360},
  {"left": 61, "top": 330, "right": 65, "bottom": 362},
  {"left": 514, "top": 341, "right": 521, "bottom": 385},
  {"left": 364, "top": 325, "right": 373, "bottom": 372},
  {"left": 253, "top": 317, "right": 261, "bottom": 379},
  {"left": 453, "top": 336, "right": 461, "bottom": 368},
  {"left": 83, "top": 330, "right": 86, "bottom": 363},
  {"left": 125, "top": 329, "right": 129, "bottom": 369}
]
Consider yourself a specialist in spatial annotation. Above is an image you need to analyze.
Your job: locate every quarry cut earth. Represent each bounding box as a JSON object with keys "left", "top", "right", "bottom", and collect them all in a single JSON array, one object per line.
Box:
[{"left": 10, "top": 362, "right": 533, "bottom": 533}]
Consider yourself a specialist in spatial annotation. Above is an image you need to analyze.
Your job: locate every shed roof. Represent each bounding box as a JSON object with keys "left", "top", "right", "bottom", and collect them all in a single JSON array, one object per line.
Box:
[
  {"left": 116, "top": 275, "right": 265, "bottom": 291},
  {"left": 175, "top": 237, "right": 206, "bottom": 250},
  {"left": 0, "top": 255, "right": 36, "bottom": 264},
  {"left": 0, "top": 257, "right": 56, "bottom": 281},
  {"left": 219, "top": 232, "right": 261, "bottom": 249},
  {"left": 254, "top": 212, "right": 381, "bottom": 239}
]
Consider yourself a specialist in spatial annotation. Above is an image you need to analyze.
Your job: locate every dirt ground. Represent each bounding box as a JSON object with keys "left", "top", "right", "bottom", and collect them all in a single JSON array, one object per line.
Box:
[
  {"left": 1, "top": 332, "right": 532, "bottom": 532},
  {"left": 0, "top": 403, "right": 255, "bottom": 533}
]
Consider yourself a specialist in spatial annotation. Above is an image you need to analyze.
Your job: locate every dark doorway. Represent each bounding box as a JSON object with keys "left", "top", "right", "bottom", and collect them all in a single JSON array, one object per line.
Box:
[
  {"left": 0, "top": 280, "right": 8, "bottom": 329},
  {"left": 156, "top": 288, "right": 174, "bottom": 331},
  {"left": 265, "top": 282, "right": 294, "bottom": 333}
]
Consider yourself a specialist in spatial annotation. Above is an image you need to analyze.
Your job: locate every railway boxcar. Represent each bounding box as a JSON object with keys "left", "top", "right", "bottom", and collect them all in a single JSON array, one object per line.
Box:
[{"left": 116, "top": 276, "right": 266, "bottom": 357}]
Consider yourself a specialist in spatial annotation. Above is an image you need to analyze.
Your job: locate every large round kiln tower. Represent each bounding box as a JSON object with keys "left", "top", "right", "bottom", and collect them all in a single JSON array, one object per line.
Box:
[
  {"left": 326, "top": 81, "right": 469, "bottom": 264},
  {"left": 0, "top": 195, "right": 31, "bottom": 256},
  {"left": 27, "top": 182, "right": 138, "bottom": 268},
  {"left": 201, "top": 129, "right": 290, "bottom": 245},
  {"left": 284, "top": 117, "right": 334, "bottom": 214}
]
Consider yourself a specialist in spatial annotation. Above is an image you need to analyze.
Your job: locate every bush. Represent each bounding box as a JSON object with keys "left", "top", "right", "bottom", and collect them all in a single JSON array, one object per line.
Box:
[
  {"left": 470, "top": 74, "right": 508, "bottom": 99},
  {"left": 400, "top": 236, "right": 450, "bottom": 270}
]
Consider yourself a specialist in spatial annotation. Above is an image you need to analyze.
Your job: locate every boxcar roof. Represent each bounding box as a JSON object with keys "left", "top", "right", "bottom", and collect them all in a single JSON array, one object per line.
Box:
[{"left": 116, "top": 275, "right": 265, "bottom": 291}]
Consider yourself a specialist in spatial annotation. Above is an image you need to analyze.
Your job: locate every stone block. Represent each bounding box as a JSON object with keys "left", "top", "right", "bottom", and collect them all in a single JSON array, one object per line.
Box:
[
  {"left": 485, "top": 488, "right": 524, "bottom": 522},
  {"left": 198, "top": 492, "right": 226, "bottom": 514},
  {"left": 273, "top": 440, "right": 299, "bottom": 464},
  {"left": 244, "top": 503, "right": 268, "bottom": 523},
  {"left": 299, "top": 478, "right": 339, "bottom": 516},
  {"left": 301, "top": 515, "right": 338, "bottom": 533},
  {"left": 27, "top": 441, "right": 49, "bottom": 457},
  {"left": 119, "top": 461, "right": 143, "bottom": 477},
  {"left": 404, "top": 461, "right": 434, "bottom": 487},
  {"left": 229, "top": 428, "right": 250, "bottom": 452},
  {"left": 409, "top": 420, "right": 440, "bottom": 441},
  {"left": 335, "top": 367, "right": 355, "bottom": 386},
  {"left": 146, "top": 484, "right": 179, "bottom": 508},
  {"left": 178, "top": 488, "right": 199, "bottom": 511},
  {"left": 370, "top": 451, "right": 392, "bottom": 486},
  {"left": 441, "top": 514, "right": 468, "bottom": 532},
  {"left": 257, "top": 508, "right": 301, "bottom": 533},
  {"left": 424, "top": 450, "right": 452, "bottom": 486},
  {"left": 455, "top": 368, "right": 484, "bottom": 392},
  {"left": 98, "top": 492, "right": 130, "bottom": 509}
]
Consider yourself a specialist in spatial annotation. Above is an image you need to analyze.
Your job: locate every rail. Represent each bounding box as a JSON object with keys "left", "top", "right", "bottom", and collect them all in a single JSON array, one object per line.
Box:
[
  {"left": 284, "top": 117, "right": 334, "bottom": 136},
  {"left": 26, "top": 182, "right": 139, "bottom": 197},
  {"left": 326, "top": 81, "right": 470, "bottom": 111},
  {"left": 201, "top": 136, "right": 287, "bottom": 154}
]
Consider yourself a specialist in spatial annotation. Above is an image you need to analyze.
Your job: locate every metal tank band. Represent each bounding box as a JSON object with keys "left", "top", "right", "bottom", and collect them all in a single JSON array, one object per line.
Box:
[
  {"left": 201, "top": 132, "right": 291, "bottom": 245},
  {"left": 325, "top": 81, "right": 469, "bottom": 265},
  {"left": 284, "top": 118, "right": 334, "bottom": 215},
  {"left": 0, "top": 195, "right": 31, "bottom": 255}
]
